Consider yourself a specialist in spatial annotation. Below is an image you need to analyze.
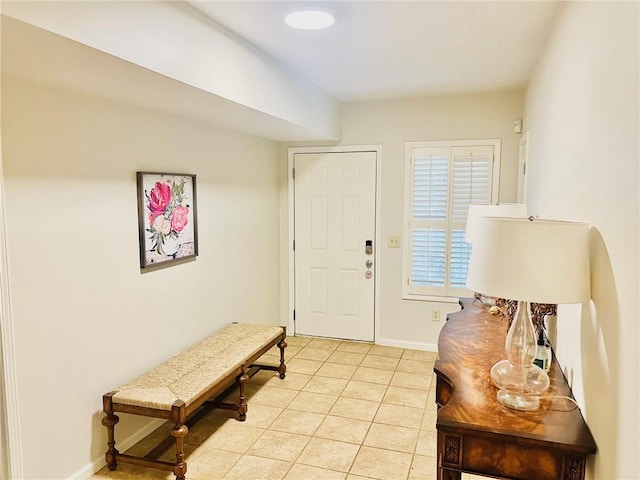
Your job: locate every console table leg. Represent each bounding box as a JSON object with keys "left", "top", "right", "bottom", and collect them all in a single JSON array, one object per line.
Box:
[
  {"left": 438, "top": 467, "right": 461, "bottom": 480},
  {"left": 437, "top": 431, "right": 462, "bottom": 480},
  {"left": 562, "top": 454, "right": 587, "bottom": 480}
]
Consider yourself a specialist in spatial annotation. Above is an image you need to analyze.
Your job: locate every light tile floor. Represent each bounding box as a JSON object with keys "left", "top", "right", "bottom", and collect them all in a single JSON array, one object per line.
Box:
[{"left": 91, "top": 336, "right": 484, "bottom": 480}]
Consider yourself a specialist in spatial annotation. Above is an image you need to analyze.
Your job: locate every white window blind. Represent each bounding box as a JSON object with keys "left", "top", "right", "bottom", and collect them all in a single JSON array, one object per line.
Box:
[{"left": 403, "top": 141, "right": 500, "bottom": 299}]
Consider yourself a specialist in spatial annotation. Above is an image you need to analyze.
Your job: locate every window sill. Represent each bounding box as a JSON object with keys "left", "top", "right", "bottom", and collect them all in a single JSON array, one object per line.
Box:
[{"left": 402, "top": 294, "right": 462, "bottom": 304}]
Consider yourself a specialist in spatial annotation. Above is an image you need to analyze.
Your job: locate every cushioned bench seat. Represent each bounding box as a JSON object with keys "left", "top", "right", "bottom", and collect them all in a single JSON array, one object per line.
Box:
[{"left": 102, "top": 322, "right": 287, "bottom": 480}]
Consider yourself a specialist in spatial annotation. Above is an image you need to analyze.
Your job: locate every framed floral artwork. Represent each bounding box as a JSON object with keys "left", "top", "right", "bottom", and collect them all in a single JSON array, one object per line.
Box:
[{"left": 136, "top": 172, "right": 198, "bottom": 269}]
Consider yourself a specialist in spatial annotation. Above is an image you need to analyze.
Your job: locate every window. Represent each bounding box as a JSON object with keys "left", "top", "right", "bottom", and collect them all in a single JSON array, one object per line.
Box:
[{"left": 402, "top": 140, "right": 501, "bottom": 299}]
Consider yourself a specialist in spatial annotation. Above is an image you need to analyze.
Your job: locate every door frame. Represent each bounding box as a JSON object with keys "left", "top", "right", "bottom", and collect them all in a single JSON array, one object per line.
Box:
[
  {"left": 287, "top": 145, "right": 382, "bottom": 342},
  {"left": 517, "top": 131, "right": 530, "bottom": 204},
  {"left": 0, "top": 152, "right": 23, "bottom": 479},
  {"left": 0, "top": 6, "right": 22, "bottom": 473}
]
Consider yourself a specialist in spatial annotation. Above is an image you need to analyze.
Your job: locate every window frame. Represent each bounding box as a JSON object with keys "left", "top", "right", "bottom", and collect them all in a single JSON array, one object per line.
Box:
[{"left": 402, "top": 139, "right": 501, "bottom": 301}]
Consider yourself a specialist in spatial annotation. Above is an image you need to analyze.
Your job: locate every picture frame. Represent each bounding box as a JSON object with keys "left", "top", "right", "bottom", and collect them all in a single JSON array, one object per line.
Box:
[{"left": 136, "top": 172, "right": 198, "bottom": 269}]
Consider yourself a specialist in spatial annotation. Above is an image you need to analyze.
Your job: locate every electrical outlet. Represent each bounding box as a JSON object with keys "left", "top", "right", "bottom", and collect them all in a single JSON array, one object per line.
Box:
[
  {"left": 387, "top": 235, "right": 401, "bottom": 248},
  {"left": 431, "top": 310, "right": 441, "bottom": 322}
]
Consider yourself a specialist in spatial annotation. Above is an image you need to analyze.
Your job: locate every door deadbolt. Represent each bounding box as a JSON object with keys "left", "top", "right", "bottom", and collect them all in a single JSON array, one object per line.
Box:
[{"left": 365, "top": 240, "right": 373, "bottom": 255}]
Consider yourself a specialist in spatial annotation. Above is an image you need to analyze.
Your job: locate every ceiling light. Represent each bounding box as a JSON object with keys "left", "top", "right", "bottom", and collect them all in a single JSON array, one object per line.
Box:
[{"left": 284, "top": 10, "right": 335, "bottom": 30}]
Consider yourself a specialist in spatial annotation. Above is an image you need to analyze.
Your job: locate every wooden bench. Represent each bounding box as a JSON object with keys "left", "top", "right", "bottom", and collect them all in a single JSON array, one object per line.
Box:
[{"left": 102, "top": 322, "right": 287, "bottom": 480}]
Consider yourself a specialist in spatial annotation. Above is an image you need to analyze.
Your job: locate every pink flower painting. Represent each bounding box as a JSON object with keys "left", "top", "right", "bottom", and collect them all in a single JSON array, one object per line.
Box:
[
  {"left": 138, "top": 173, "right": 197, "bottom": 267},
  {"left": 148, "top": 181, "right": 171, "bottom": 217},
  {"left": 171, "top": 205, "right": 190, "bottom": 233}
]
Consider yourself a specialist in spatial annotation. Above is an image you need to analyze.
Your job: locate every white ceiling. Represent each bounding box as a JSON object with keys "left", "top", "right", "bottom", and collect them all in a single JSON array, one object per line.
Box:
[{"left": 189, "top": 1, "right": 561, "bottom": 102}]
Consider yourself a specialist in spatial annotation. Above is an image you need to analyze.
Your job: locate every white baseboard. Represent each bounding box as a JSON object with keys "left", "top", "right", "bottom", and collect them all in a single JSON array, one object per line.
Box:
[
  {"left": 67, "top": 418, "right": 166, "bottom": 480},
  {"left": 376, "top": 337, "right": 438, "bottom": 352}
]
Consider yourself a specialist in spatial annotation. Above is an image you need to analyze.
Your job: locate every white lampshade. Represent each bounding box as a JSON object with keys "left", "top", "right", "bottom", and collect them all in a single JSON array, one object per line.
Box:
[
  {"left": 465, "top": 203, "right": 527, "bottom": 244},
  {"left": 466, "top": 217, "right": 591, "bottom": 304}
]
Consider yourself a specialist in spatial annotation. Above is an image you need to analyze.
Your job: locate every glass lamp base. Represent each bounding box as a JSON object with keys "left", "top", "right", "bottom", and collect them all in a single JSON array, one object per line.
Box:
[{"left": 490, "top": 359, "right": 550, "bottom": 411}]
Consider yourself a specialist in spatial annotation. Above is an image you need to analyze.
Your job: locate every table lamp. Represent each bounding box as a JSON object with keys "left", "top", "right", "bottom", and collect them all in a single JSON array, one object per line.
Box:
[
  {"left": 465, "top": 203, "right": 527, "bottom": 308},
  {"left": 466, "top": 217, "right": 590, "bottom": 411},
  {"left": 464, "top": 203, "right": 528, "bottom": 244}
]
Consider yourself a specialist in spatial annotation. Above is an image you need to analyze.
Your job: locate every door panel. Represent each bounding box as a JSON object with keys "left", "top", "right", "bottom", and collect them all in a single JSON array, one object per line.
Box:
[{"left": 294, "top": 151, "right": 376, "bottom": 341}]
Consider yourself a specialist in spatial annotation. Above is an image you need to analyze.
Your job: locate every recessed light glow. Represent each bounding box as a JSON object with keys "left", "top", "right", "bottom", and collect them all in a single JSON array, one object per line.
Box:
[{"left": 285, "top": 10, "right": 335, "bottom": 30}]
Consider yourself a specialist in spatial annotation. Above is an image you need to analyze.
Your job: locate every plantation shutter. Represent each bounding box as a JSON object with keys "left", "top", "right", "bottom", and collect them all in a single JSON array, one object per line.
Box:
[
  {"left": 410, "top": 148, "right": 449, "bottom": 292},
  {"left": 406, "top": 144, "right": 495, "bottom": 297},
  {"left": 449, "top": 146, "right": 493, "bottom": 291}
]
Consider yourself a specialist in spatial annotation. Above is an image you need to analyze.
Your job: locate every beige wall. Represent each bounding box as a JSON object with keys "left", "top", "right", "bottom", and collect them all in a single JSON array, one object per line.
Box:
[
  {"left": 2, "top": 77, "right": 281, "bottom": 479},
  {"left": 2, "top": 3, "right": 341, "bottom": 141},
  {"left": 524, "top": 2, "right": 639, "bottom": 478},
  {"left": 0, "top": 3, "right": 6, "bottom": 477},
  {"left": 5, "top": 3, "right": 637, "bottom": 478},
  {"left": 336, "top": 91, "right": 525, "bottom": 347}
]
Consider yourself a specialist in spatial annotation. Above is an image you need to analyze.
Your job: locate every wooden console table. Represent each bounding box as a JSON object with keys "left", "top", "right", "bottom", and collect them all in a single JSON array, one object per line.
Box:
[{"left": 434, "top": 298, "right": 596, "bottom": 480}]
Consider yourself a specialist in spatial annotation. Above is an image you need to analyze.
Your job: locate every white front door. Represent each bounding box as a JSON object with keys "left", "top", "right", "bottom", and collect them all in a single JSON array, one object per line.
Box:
[{"left": 294, "top": 151, "right": 377, "bottom": 341}]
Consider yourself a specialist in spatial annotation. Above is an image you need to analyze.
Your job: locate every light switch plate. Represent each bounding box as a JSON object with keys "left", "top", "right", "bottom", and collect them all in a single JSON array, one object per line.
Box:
[{"left": 387, "top": 235, "right": 401, "bottom": 248}]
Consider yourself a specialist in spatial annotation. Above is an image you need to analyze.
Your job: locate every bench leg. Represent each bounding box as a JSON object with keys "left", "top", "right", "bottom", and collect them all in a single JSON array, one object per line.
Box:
[
  {"left": 102, "top": 392, "right": 120, "bottom": 471},
  {"left": 278, "top": 338, "right": 287, "bottom": 379},
  {"left": 102, "top": 413, "right": 120, "bottom": 471},
  {"left": 171, "top": 424, "right": 188, "bottom": 480},
  {"left": 238, "top": 365, "right": 249, "bottom": 421}
]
